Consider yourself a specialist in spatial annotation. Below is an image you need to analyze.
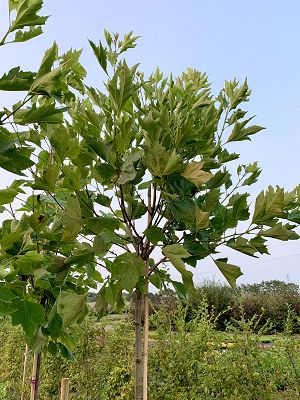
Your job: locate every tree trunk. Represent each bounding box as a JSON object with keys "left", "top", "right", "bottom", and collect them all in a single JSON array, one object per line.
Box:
[
  {"left": 142, "top": 184, "right": 152, "bottom": 400},
  {"left": 135, "top": 288, "right": 143, "bottom": 400},
  {"left": 30, "top": 353, "right": 41, "bottom": 400}
]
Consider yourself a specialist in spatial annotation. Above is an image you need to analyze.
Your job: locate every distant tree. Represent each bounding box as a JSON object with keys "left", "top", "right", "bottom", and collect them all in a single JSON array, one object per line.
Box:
[{"left": 240, "top": 280, "right": 300, "bottom": 295}]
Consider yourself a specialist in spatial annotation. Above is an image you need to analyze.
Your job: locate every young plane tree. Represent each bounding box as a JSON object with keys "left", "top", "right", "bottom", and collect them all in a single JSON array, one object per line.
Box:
[
  {"left": 0, "top": 2, "right": 300, "bottom": 400},
  {"left": 0, "top": 1, "right": 89, "bottom": 398},
  {"left": 64, "top": 33, "right": 300, "bottom": 399}
]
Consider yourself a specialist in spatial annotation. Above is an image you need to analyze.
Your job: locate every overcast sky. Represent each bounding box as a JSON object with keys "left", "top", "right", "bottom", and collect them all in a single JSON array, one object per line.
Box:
[{"left": 0, "top": 0, "right": 300, "bottom": 286}]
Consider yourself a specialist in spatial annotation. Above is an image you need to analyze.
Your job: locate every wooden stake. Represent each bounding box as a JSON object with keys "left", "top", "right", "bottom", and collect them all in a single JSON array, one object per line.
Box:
[
  {"left": 30, "top": 353, "right": 41, "bottom": 400},
  {"left": 20, "top": 344, "right": 29, "bottom": 400},
  {"left": 60, "top": 378, "right": 70, "bottom": 400},
  {"left": 135, "top": 289, "right": 143, "bottom": 400},
  {"left": 143, "top": 280, "right": 149, "bottom": 400}
]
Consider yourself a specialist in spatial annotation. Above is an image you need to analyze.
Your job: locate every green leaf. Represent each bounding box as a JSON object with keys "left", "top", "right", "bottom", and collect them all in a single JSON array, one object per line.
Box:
[
  {"left": 0, "top": 188, "right": 18, "bottom": 205},
  {"left": 57, "top": 292, "right": 87, "bottom": 328},
  {"left": 48, "top": 125, "right": 79, "bottom": 162},
  {"left": 191, "top": 97, "right": 210, "bottom": 110},
  {"left": 195, "top": 208, "right": 210, "bottom": 231},
  {"left": 227, "top": 109, "right": 247, "bottom": 125},
  {"left": 59, "top": 343, "right": 75, "bottom": 361},
  {"left": 252, "top": 186, "right": 284, "bottom": 224},
  {"left": 242, "top": 162, "right": 261, "bottom": 186},
  {"left": 11, "top": 301, "right": 45, "bottom": 337},
  {"left": 171, "top": 281, "right": 188, "bottom": 299},
  {"left": 36, "top": 42, "right": 58, "bottom": 79},
  {"left": 183, "top": 238, "right": 211, "bottom": 259},
  {"left": 144, "top": 226, "right": 165, "bottom": 245},
  {"left": 14, "top": 251, "right": 43, "bottom": 275},
  {"left": 107, "top": 60, "right": 135, "bottom": 114},
  {"left": 61, "top": 196, "right": 82, "bottom": 242},
  {"left": 162, "top": 244, "right": 196, "bottom": 295},
  {"left": 110, "top": 253, "right": 145, "bottom": 292},
  {"left": 85, "top": 216, "right": 120, "bottom": 235},
  {"left": 229, "top": 193, "right": 250, "bottom": 221},
  {"left": 261, "top": 223, "right": 299, "bottom": 241},
  {"left": 168, "top": 198, "right": 195, "bottom": 228},
  {"left": 226, "top": 237, "right": 258, "bottom": 257},
  {"left": 96, "top": 285, "right": 108, "bottom": 315},
  {"left": 88, "top": 39, "right": 108, "bottom": 74},
  {"left": 9, "top": 0, "right": 48, "bottom": 32},
  {"left": 181, "top": 161, "right": 212, "bottom": 186},
  {"left": 119, "top": 31, "right": 140, "bottom": 54},
  {"left": 14, "top": 104, "right": 67, "bottom": 125},
  {"left": 265, "top": 186, "right": 284, "bottom": 218},
  {"left": 0, "top": 67, "right": 34, "bottom": 91},
  {"left": 31, "top": 68, "right": 63, "bottom": 96},
  {"left": 144, "top": 143, "right": 183, "bottom": 177},
  {"left": 252, "top": 190, "right": 265, "bottom": 224},
  {"left": 64, "top": 249, "right": 95, "bottom": 267},
  {"left": 95, "top": 194, "right": 111, "bottom": 208},
  {"left": 228, "top": 120, "right": 265, "bottom": 142},
  {"left": 0, "top": 302, "right": 19, "bottom": 316},
  {"left": 47, "top": 255, "right": 67, "bottom": 273},
  {"left": 224, "top": 79, "right": 250, "bottom": 111},
  {"left": 105, "top": 282, "right": 118, "bottom": 307},
  {"left": 93, "top": 163, "right": 117, "bottom": 185},
  {"left": 162, "top": 244, "right": 191, "bottom": 277},
  {"left": 33, "top": 163, "right": 60, "bottom": 192},
  {"left": 214, "top": 258, "right": 243, "bottom": 288},
  {"left": 207, "top": 170, "right": 230, "bottom": 189},
  {"left": 0, "top": 147, "right": 34, "bottom": 176},
  {"left": 14, "top": 26, "right": 43, "bottom": 42},
  {"left": 0, "top": 283, "right": 18, "bottom": 302},
  {"left": 47, "top": 313, "right": 63, "bottom": 341},
  {"left": 249, "top": 236, "right": 270, "bottom": 255},
  {"left": 26, "top": 211, "right": 48, "bottom": 234},
  {"left": 117, "top": 149, "right": 143, "bottom": 184},
  {"left": 9, "top": 0, "right": 19, "bottom": 13}
]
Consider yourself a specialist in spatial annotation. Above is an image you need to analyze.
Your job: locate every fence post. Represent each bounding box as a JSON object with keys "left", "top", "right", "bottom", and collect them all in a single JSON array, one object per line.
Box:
[{"left": 60, "top": 378, "right": 70, "bottom": 400}]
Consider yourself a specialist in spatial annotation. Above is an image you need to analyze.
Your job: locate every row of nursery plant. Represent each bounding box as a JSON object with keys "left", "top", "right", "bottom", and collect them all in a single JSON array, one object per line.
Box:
[
  {"left": 1, "top": 303, "right": 300, "bottom": 400},
  {"left": 121, "top": 280, "right": 300, "bottom": 333}
]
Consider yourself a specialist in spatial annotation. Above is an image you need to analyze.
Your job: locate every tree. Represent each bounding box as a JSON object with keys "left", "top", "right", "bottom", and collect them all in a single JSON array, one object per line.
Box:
[
  {"left": 1, "top": 3, "right": 300, "bottom": 400},
  {"left": 0, "top": 1, "right": 89, "bottom": 398},
  {"left": 65, "top": 34, "right": 300, "bottom": 399}
]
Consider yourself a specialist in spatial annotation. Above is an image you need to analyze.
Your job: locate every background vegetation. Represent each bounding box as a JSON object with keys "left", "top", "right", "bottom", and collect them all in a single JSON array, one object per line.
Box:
[{"left": 2, "top": 280, "right": 300, "bottom": 399}]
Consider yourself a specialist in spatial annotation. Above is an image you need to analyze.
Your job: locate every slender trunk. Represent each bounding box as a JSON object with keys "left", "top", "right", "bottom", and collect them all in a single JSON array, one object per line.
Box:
[
  {"left": 142, "top": 185, "right": 152, "bottom": 400},
  {"left": 20, "top": 344, "right": 29, "bottom": 400},
  {"left": 143, "top": 279, "right": 149, "bottom": 400},
  {"left": 30, "top": 353, "right": 41, "bottom": 400},
  {"left": 135, "top": 288, "right": 143, "bottom": 400}
]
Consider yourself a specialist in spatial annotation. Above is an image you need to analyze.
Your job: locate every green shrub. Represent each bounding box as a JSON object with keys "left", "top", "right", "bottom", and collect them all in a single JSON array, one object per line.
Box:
[
  {"left": 0, "top": 318, "right": 27, "bottom": 400},
  {"left": 192, "top": 280, "right": 236, "bottom": 330},
  {"left": 2, "top": 300, "right": 300, "bottom": 399}
]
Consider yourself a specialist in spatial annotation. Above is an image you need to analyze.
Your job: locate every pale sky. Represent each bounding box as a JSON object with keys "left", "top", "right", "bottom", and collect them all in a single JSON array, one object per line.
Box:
[{"left": 0, "top": 1, "right": 300, "bottom": 286}]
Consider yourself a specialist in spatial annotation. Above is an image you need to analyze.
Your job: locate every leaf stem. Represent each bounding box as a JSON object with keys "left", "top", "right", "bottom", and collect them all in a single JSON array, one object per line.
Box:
[{"left": 0, "top": 95, "right": 34, "bottom": 125}]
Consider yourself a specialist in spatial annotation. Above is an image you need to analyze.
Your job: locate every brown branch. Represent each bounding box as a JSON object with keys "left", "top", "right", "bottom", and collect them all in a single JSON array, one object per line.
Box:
[{"left": 148, "top": 257, "right": 167, "bottom": 276}]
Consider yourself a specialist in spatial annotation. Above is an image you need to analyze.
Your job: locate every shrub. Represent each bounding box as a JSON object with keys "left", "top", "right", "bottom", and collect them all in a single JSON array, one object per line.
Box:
[{"left": 2, "top": 300, "right": 300, "bottom": 399}]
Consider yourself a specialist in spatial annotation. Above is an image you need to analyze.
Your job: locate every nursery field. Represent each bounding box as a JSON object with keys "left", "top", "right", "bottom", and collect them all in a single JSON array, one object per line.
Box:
[{"left": 1, "top": 299, "right": 300, "bottom": 400}]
